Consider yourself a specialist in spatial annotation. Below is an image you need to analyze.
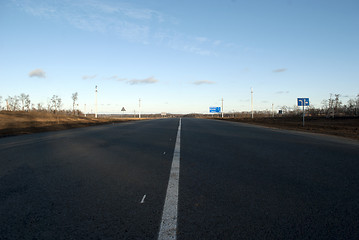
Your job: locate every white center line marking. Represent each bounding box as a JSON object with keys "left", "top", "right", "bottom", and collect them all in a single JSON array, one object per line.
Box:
[
  {"left": 158, "top": 118, "right": 181, "bottom": 240},
  {"left": 141, "top": 195, "right": 146, "bottom": 204}
]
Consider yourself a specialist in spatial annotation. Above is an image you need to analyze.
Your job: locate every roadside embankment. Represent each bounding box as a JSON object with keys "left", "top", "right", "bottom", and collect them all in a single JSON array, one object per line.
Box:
[
  {"left": 0, "top": 111, "right": 139, "bottom": 137},
  {"left": 217, "top": 116, "right": 359, "bottom": 140}
]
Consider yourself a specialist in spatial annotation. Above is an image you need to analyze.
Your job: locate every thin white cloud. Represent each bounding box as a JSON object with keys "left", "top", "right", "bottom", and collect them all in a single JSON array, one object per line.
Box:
[
  {"left": 241, "top": 68, "right": 250, "bottom": 73},
  {"left": 14, "top": 0, "right": 241, "bottom": 56},
  {"left": 127, "top": 77, "right": 159, "bottom": 85},
  {"left": 273, "top": 68, "right": 287, "bottom": 73},
  {"left": 29, "top": 69, "right": 46, "bottom": 78},
  {"left": 105, "top": 75, "right": 126, "bottom": 81},
  {"left": 154, "top": 30, "right": 218, "bottom": 56},
  {"left": 183, "top": 45, "right": 212, "bottom": 56},
  {"left": 106, "top": 75, "right": 118, "bottom": 80},
  {"left": 195, "top": 37, "right": 208, "bottom": 43},
  {"left": 82, "top": 75, "right": 97, "bottom": 80},
  {"left": 213, "top": 40, "right": 221, "bottom": 46},
  {"left": 193, "top": 80, "right": 215, "bottom": 85},
  {"left": 87, "top": 1, "right": 164, "bottom": 21},
  {"left": 15, "top": 0, "right": 161, "bottom": 43},
  {"left": 275, "top": 91, "right": 290, "bottom": 94}
]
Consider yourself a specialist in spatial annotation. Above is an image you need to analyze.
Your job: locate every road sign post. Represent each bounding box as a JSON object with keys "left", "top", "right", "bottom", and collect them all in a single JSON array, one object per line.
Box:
[
  {"left": 209, "top": 107, "right": 221, "bottom": 115},
  {"left": 297, "top": 98, "right": 309, "bottom": 127},
  {"left": 121, "top": 107, "right": 126, "bottom": 118},
  {"left": 95, "top": 86, "right": 98, "bottom": 118}
]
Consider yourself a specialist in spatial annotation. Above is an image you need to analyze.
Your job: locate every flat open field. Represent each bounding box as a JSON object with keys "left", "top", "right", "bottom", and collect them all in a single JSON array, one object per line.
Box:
[
  {"left": 1, "top": 112, "right": 358, "bottom": 141},
  {"left": 0, "top": 111, "right": 137, "bottom": 137},
  {"left": 219, "top": 116, "right": 359, "bottom": 141}
]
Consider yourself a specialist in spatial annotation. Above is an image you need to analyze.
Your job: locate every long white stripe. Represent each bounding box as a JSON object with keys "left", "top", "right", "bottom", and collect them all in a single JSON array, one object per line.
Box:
[{"left": 158, "top": 118, "right": 181, "bottom": 240}]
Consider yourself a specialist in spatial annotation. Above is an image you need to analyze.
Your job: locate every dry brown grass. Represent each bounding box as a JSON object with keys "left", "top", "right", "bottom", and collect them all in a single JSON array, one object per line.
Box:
[
  {"left": 2, "top": 112, "right": 357, "bottom": 140},
  {"left": 218, "top": 116, "right": 359, "bottom": 140},
  {"left": 0, "top": 111, "right": 137, "bottom": 137}
]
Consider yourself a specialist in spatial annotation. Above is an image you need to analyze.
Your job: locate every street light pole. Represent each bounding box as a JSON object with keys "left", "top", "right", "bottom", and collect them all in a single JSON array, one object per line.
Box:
[
  {"left": 272, "top": 103, "right": 274, "bottom": 118},
  {"left": 221, "top": 97, "right": 224, "bottom": 118},
  {"left": 251, "top": 88, "right": 254, "bottom": 119},
  {"left": 95, "top": 85, "right": 98, "bottom": 118},
  {"left": 139, "top": 98, "right": 141, "bottom": 119}
]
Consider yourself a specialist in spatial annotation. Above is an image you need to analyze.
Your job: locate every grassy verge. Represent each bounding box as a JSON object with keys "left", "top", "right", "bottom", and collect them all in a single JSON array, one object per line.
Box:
[
  {"left": 217, "top": 116, "right": 359, "bottom": 141},
  {"left": 0, "top": 111, "right": 139, "bottom": 137}
]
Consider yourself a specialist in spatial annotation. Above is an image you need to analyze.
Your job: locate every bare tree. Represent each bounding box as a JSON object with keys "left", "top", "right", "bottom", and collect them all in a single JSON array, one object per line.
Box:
[
  {"left": 334, "top": 94, "right": 342, "bottom": 111},
  {"left": 19, "top": 93, "right": 27, "bottom": 111},
  {"left": 347, "top": 99, "right": 356, "bottom": 115},
  {"left": 280, "top": 105, "right": 289, "bottom": 114},
  {"left": 5, "top": 96, "right": 20, "bottom": 111},
  {"left": 72, "top": 92, "right": 78, "bottom": 114},
  {"left": 57, "top": 97, "right": 62, "bottom": 112},
  {"left": 292, "top": 105, "right": 300, "bottom": 115},
  {"left": 25, "top": 96, "right": 31, "bottom": 111},
  {"left": 47, "top": 98, "right": 51, "bottom": 112},
  {"left": 37, "top": 103, "right": 43, "bottom": 111},
  {"left": 321, "top": 99, "right": 328, "bottom": 110},
  {"left": 51, "top": 95, "right": 62, "bottom": 113},
  {"left": 51, "top": 96, "right": 56, "bottom": 112},
  {"left": 327, "top": 94, "right": 336, "bottom": 118},
  {"left": 18, "top": 93, "right": 31, "bottom": 111},
  {"left": 5, "top": 96, "right": 12, "bottom": 111},
  {"left": 0, "top": 96, "right": 2, "bottom": 110}
]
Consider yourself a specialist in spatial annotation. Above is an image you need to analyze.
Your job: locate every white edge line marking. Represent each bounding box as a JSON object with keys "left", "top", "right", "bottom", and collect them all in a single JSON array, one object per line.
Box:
[
  {"left": 158, "top": 118, "right": 181, "bottom": 240},
  {"left": 141, "top": 195, "right": 146, "bottom": 204}
]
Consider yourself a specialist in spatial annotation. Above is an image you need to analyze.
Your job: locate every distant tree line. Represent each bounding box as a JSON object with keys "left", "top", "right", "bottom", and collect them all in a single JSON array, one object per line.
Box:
[
  {"left": 277, "top": 93, "right": 359, "bottom": 118},
  {"left": 0, "top": 92, "right": 358, "bottom": 118},
  {"left": 0, "top": 92, "right": 81, "bottom": 115},
  {"left": 214, "top": 93, "right": 359, "bottom": 119}
]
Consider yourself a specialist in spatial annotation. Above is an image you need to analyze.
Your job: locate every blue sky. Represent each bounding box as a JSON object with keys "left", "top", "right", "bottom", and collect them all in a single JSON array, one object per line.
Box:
[{"left": 1, "top": 0, "right": 358, "bottom": 114}]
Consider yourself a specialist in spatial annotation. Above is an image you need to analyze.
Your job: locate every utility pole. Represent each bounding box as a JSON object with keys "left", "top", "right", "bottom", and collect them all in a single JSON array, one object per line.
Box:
[
  {"left": 95, "top": 85, "right": 98, "bottom": 118},
  {"left": 251, "top": 88, "right": 254, "bottom": 119},
  {"left": 84, "top": 104, "right": 87, "bottom": 117},
  {"left": 221, "top": 97, "right": 224, "bottom": 118},
  {"left": 272, "top": 103, "right": 274, "bottom": 118},
  {"left": 139, "top": 98, "right": 141, "bottom": 119}
]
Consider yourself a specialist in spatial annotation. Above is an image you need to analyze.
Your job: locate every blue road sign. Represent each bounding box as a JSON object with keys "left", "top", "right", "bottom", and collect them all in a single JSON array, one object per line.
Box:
[
  {"left": 209, "top": 107, "right": 221, "bottom": 113},
  {"left": 297, "top": 98, "right": 309, "bottom": 106}
]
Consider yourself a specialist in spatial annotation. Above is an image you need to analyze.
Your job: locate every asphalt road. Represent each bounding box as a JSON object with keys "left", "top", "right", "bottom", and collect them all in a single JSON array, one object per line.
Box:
[{"left": 1, "top": 118, "right": 359, "bottom": 239}]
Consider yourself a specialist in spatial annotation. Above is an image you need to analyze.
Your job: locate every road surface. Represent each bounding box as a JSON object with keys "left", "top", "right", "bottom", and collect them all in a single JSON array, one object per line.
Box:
[{"left": 1, "top": 118, "right": 359, "bottom": 239}]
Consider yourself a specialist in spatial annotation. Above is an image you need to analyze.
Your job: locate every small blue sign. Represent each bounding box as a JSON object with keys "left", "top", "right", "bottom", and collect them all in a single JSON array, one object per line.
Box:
[
  {"left": 297, "top": 98, "right": 309, "bottom": 106},
  {"left": 209, "top": 107, "right": 221, "bottom": 113}
]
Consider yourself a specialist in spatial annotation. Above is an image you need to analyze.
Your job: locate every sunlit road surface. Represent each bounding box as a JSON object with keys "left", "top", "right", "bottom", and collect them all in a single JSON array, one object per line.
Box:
[{"left": 1, "top": 118, "right": 359, "bottom": 239}]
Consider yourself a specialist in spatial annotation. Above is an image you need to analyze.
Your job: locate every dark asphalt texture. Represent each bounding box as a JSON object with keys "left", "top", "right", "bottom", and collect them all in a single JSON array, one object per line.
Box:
[
  {"left": 1, "top": 118, "right": 359, "bottom": 239},
  {"left": 179, "top": 118, "right": 359, "bottom": 240},
  {"left": 0, "top": 119, "right": 178, "bottom": 240}
]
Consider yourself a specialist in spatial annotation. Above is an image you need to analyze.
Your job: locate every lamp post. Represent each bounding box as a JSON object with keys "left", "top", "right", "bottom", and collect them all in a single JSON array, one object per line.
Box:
[
  {"left": 221, "top": 98, "right": 224, "bottom": 118},
  {"left": 95, "top": 86, "right": 98, "bottom": 118},
  {"left": 251, "top": 88, "right": 254, "bottom": 119},
  {"left": 139, "top": 98, "right": 141, "bottom": 119}
]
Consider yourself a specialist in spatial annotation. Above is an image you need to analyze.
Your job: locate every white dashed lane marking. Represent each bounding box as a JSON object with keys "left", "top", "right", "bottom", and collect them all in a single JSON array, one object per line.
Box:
[{"left": 158, "top": 118, "right": 181, "bottom": 240}]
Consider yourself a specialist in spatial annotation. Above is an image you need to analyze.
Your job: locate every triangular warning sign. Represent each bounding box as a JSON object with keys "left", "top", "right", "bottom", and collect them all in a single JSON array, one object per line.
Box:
[{"left": 121, "top": 107, "right": 126, "bottom": 111}]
